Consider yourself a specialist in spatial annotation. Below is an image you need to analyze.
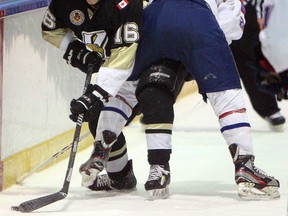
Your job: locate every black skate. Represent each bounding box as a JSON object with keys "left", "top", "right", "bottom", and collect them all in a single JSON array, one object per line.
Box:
[
  {"left": 79, "top": 141, "right": 111, "bottom": 187},
  {"left": 144, "top": 163, "right": 170, "bottom": 199},
  {"left": 229, "top": 144, "right": 280, "bottom": 200},
  {"left": 88, "top": 160, "right": 137, "bottom": 191},
  {"left": 265, "top": 111, "right": 286, "bottom": 131}
]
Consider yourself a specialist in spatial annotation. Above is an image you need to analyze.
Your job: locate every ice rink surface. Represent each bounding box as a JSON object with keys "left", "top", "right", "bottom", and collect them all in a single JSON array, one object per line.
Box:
[{"left": 1, "top": 90, "right": 287, "bottom": 216}]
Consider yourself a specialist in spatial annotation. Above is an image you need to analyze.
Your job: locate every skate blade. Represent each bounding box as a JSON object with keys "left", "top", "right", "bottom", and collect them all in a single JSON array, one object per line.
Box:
[
  {"left": 104, "top": 187, "right": 137, "bottom": 193},
  {"left": 269, "top": 123, "right": 285, "bottom": 132},
  {"left": 147, "top": 187, "right": 169, "bottom": 200},
  {"left": 238, "top": 182, "right": 280, "bottom": 200},
  {"left": 91, "top": 186, "right": 137, "bottom": 193}
]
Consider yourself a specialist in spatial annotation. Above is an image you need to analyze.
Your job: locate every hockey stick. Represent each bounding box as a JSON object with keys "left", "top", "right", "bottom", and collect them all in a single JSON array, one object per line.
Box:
[
  {"left": 16, "top": 131, "right": 90, "bottom": 184},
  {"left": 11, "top": 64, "right": 96, "bottom": 213}
]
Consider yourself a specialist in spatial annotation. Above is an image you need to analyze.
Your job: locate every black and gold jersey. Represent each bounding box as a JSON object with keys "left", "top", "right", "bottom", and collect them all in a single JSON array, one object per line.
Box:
[{"left": 41, "top": 0, "right": 143, "bottom": 58}]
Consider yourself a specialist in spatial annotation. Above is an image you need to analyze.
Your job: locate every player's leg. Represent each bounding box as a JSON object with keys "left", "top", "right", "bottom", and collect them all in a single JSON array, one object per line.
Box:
[
  {"left": 80, "top": 83, "right": 138, "bottom": 190},
  {"left": 191, "top": 43, "right": 280, "bottom": 199},
  {"left": 136, "top": 59, "right": 187, "bottom": 198},
  {"left": 173, "top": 0, "right": 280, "bottom": 199},
  {"left": 186, "top": 14, "right": 280, "bottom": 199},
  {"left": 207, "top": 89, "right": 280, "bottom": 199},
  {"left": 87, "top": 132, "right": 137, "bottom": 191}
]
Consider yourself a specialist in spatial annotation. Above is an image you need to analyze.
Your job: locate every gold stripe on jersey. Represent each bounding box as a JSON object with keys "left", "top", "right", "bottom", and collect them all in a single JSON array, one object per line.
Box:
[
  {"left": 42, "top": 28, "right": 71, "bottom": 48},
  {"left": 102, "top": 43, "right": 138, "bottom": 70},
  {"left": 145, "top": 123, "right": 173, "bottom": 131},
  {"left": 109, "top": 142, "right": 127, "bottom": 158}
]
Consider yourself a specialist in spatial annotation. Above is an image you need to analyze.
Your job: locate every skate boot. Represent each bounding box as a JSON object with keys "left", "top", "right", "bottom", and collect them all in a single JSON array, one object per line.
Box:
[
  {"left": 79, "top": 140, "right": 111, "bottom": 187},
  {"left": 88, "top": 160, "right": 137, "bottom": 191},
  {"left": 229, "top": 144, "right": 280, "bottom": 200},
  {"left": 265, "top": 111, "right": 285, "bottom": 131},
  {"left": 144, "top": 163, "right": 170, "bottom": 199}
]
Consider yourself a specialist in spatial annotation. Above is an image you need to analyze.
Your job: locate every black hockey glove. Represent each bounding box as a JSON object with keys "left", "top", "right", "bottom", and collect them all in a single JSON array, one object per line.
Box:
[
  {"left": 63, "top": 40, "right": 103, "bottom": 73},
  {"left": 69, "top": 100, "right": 103, "bottom": 122},
  {"left": 260, "top": 70, "right": 282, "bottom": 85},
  {"left": 69, "top": 84, "right": 109, "bottom": 122},
  {"left": 276, "top": 70, "right": 288, "bottom": 101}
]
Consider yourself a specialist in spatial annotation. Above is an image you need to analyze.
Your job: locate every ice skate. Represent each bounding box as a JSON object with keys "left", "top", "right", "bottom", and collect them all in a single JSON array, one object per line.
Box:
[
  {"left": 79, "top": 141, "right": 111, "bottom": 187},
  {"left": 229, "top": 144, "right": 280, "bottom": 200},
  {"left": 265, "top": 111, "right": 286, "bottom": 131},
  {"left": 144, "top": 164, "right": 170, "bottom": 199},
  {"left": 88, "top": 160, "right": 137, "bottom": 191}
]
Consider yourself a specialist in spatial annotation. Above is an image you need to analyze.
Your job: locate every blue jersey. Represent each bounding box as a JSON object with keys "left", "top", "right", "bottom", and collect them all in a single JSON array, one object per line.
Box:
[{"left": 129, "top": 0, "right": 241, "bottom": 94}]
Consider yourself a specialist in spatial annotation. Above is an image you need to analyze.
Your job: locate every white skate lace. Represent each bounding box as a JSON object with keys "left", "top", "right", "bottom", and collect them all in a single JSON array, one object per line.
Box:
[
  {"left": 148, "top": 165, "right": 169, "bottom": 181},
  {"left": 96, "top": 175, "right": 113, "bottom": 188},
  {"left": 251, "top": 162, "right": 273, "bottom": 178}
]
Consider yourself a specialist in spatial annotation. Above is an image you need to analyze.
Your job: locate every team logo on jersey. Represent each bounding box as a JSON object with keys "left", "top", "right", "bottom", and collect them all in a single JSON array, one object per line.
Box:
[
  {"left": 69, "top": 10, "right": 85, "bottom": 26},
  {"left": 204, "top": 73, "right": 217, "bottom": 80},
  {"left": 82, "top": 31, "right": 107, "bottom": 58},
  {"left": 117, "top": 0, "right": 129, "bottom": 10},
  {"left": 87, "top": 43, "right": 105, "bottom": 58}
]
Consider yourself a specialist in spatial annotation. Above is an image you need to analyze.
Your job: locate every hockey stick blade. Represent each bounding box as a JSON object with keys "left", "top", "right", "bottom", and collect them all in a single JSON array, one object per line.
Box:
[
  {"left": 11, "top": 64, "right": 96, "bottom": 213},
  {"left": 11, "top": 191, "right": 66, "bottom": 212}
]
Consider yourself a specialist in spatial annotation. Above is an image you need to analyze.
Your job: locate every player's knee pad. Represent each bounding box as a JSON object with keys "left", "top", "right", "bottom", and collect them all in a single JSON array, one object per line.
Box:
[
  {"left": 138, "top": 87, "right": 174, "bottom": 152},
  {"left": 136, "top": 59, "right": 187, "bottom": 100},
  {"left": 137, "top": 86, "right": 174, "bottom": 124}
]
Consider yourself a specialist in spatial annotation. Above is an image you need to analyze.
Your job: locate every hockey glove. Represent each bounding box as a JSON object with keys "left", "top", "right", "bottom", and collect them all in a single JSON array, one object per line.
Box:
[
  {"left": 70, "top": 84, "right": 110, "bottom": 121},
  {"left": 259, "top": 70, "right": 282, "bottom": 85},
  {"left": 63, "top": 40, "right": 103, "bottom": 73},
  {"left": 276, "top": 70, "right": 288, "bottom": 101},
  {"left": 259, "top": 57, "right": 281, "bottom": 85},
  {"left": 69, "top": 101, "right": 102, "bottom": 122}
]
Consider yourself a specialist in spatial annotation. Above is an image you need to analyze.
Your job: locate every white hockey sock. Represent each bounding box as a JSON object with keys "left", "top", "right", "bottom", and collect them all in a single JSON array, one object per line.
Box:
[
  {"left": 106, "top": 152, "right": 129, "bottom": 173},
  {"left": 145, "top": 123, "right": 173, "bottom": 151},
  {"left": 207, "top": 89, "right": 254, "bottom": 155}
]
